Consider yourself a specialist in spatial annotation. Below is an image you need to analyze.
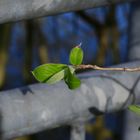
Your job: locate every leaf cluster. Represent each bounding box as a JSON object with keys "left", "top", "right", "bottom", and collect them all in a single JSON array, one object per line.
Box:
[
  {"left": 32, "top": 46, "right": 83, "bottom": 89},
  {"left": 32, "top": 44, "right": 140, "bottom": 124}
]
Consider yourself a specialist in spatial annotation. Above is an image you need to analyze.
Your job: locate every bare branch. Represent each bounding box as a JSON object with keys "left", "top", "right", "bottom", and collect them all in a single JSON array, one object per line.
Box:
[{"left": 77, "top": 64, "right": 140, "bottom": 72}]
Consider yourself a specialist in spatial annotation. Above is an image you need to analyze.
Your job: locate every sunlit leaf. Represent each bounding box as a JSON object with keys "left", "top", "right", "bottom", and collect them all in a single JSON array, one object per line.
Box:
[
  {"left": 64, "top": 68, "right": 81, "bottom": 89},
  {"left": 68, "top": 66, "right": 75, "bottom": 74},
  {"left": 46, "top": 69, "right": 65, "bottom": 84},
  {"left": 128, "top": 105, "right": 140, "bottom": 115},
  {"left": 32, "top": 63, "right": 67, "bottom": 82},
  {"left": 69, "top": 46, "right": 83, "bottom": 65}
]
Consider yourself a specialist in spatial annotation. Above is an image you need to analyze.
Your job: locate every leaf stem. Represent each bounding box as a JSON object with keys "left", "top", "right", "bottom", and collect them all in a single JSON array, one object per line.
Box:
[{"left": 76, "top": 64, "right": 140, "bottom": 72}]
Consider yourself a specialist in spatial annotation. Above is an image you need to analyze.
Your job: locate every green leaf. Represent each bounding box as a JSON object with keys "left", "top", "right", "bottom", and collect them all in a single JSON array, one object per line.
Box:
[
  {"left": 69, "top": 46, "right": 83, "bottom": 65},
  {"left": 68, "top": 66, "right": 75, "bottom": 74},
  {"left": 32, "top": 63, "right": 67, "bottom": 82},
  {"left": 46, "top": 69, "right": 65, "bottom": 84},
  {"left": 64, "top": 68, "right": 81, "bottom": 89},
  {"left": 128, "top": 105, "right": 140, "bottom": 115}
]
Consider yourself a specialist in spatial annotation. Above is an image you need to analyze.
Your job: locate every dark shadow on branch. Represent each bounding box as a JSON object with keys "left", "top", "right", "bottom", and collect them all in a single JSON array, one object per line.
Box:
[
  {"left": 89, "top": 107, "right": 104, "bottom": 116},
  {"left": 96, "top": 74, "right": 140, "bottom": 109},
  {"left": 20, "top": 86, "right": 34, "bottom": 95}
]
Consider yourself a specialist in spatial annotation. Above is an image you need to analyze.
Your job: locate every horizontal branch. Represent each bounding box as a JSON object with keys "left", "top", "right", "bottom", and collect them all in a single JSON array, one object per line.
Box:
[
  {"left": 0, "top": 60, "right": 140, "bottom": 139},
  {"left": 0, "top": 0, "right": 136, "bottom": 24},
  {"left": 77, "top": 64, "right": 140, "bottom": 72}
]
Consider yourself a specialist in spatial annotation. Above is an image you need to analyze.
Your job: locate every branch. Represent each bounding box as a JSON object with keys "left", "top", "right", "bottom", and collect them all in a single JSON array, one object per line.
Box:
[
  {"left": 77, "top": 64, "right": 140, "bottom": 72},
  {"left": 1, "top": 60, "right": 140, "bottom": 139},
  {"left": 0, "top": 0, "right": 136, "bottom": 24},
  {"left": 70, "top": 122, "right": 85, "bottom": 140},
  {"left": 123, "top": 1, "right": 140, "bottom": 139}
]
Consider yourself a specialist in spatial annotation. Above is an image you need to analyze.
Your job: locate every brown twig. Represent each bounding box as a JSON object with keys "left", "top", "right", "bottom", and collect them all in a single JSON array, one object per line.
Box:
[{"left": 76, "top": 64, "right": 140, "bottom": 72}]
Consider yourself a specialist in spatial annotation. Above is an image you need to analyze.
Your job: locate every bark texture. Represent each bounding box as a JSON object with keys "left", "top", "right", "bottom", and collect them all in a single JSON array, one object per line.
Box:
[
  {"left": 124, "top": 1, "right": 140, "bottom": 140},
  {"left": 0, "top": 61, "right": 140, "bottom": 139},
  {"left": 0, "top": 0, "right": 136, "bottom": 24}
]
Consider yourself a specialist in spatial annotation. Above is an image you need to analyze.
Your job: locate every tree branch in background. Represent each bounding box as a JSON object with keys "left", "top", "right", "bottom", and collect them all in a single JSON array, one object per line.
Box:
[{"left": 0, "top": 0, "right": 135, "bottom": 24}]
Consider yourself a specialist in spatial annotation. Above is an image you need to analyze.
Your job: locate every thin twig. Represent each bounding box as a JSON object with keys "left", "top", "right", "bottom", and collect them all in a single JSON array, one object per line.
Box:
[{"left": 76, "top": 64, "right": 140, "bottom": 72}]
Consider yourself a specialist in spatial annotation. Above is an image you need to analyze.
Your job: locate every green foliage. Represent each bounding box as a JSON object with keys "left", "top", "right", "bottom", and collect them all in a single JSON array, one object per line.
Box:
[
  {"left": 46, "top": 69, "right": 65, "bottom": 84},
  {"left": 32, "top": 45, "right": 140, "bottom": 129},
  {"left": 64, "top": 67, "right": 81, "bottom": 89},
  {"left": 32, "top": 63, "right": 67, "bottom": 83},
  {"left": 128, "top": 105, "right": 140, "bottom": 115},
  {"left": 128, "top": 105, "right": 140, "bottom": 131},
  {"left": 32, "top": 46, "right": 83, "bottom": 89},
  {"left": 69, "top": 46, "right": 83, "bottom": 65}
]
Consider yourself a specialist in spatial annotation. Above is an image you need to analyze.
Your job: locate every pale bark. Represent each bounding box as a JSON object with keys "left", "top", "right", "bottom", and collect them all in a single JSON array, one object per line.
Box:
[
  {"left": 0, "top": 0, "right": 136, "bottom": 24},
  {"left": 0, "top": 0, "right": 139, "bottom": 140},
  {"left": 70, "top": 122, "right": 85, "bottom": 140},
  {"left": 0, "top": 61, "right": 140, "bottom": 139},
  {"left": 124, "top": 1, "right": 140, "bottom": 140}
]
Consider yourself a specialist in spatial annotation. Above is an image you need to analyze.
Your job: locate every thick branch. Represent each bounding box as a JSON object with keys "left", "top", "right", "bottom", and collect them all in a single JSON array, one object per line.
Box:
[
  {"left": 0, "top": 61, "right": 140, "bottom": 139},
  {"left": 123, "top": 1, "right": 140, "bottom": 139},
  {"left": 70, "top": 122, "right": 85, "bottom": 140},
  {"left": 0, "top": 0, "right": 136, "bottom": 24}
]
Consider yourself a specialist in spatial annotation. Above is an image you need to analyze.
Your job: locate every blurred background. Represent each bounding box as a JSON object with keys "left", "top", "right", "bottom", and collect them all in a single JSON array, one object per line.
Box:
[{"left": 0, "top": 2, "right": 131, "bottom": 140}]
